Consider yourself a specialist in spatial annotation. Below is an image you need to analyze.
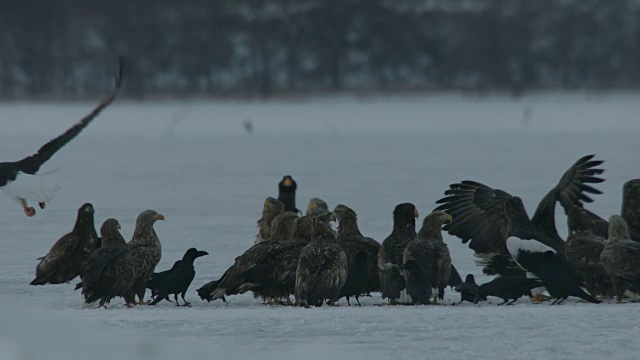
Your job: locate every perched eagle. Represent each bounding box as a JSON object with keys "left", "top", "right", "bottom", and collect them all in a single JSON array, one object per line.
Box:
[
  {"left": 402, "top": 211, "right": 452, "bottom": 304},
  {"left": 622, "top": 179, "right": 640, "bottom": 241},
  {"left": 269, "top": 211, "right": 299, "bottom": 242},
  {"left": 565, "top": 207, "right": 609, "bottom": 296},
  {"left": 306, "top": 198, "right": 329, "bottom": 216},
  {"left": 435, "top": 154, "right": 606, "bottom": 255},
  {"left": 378, "top": 203, "right": 419, "bottom": 304},
  {"left": 255, "top": 197, "right": 285, "bottom": 243},
  {"left": 332, "top": 204, "right": 381, "bottom": 306},
  {"left": 0, "top": 58, "right": 124, "bottom": 216},
  {"left": 30, "top": 203, "right": 99, "bottom": 285},
  {"left": 295, "top": 217, "right": 348, "bottom": 307},
  {"left": 81, "top": 218, "right": 137, "bottom": 307},
  {"left": 127, "top": 210, "right": 165, "bottom": 304},
  {"left": 278, "top": 175, "right": 300, "bottom": 214},
  {"left": 150, "top": 248, "right": 208, "bottom": 306},
  {"left": 600, "top": 215, "right": 640, "bottom": 302}
]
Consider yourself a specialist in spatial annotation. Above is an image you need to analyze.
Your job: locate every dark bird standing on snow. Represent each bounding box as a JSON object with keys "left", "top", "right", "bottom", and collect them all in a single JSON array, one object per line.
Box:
[
  {"left": 208, "top": 213, "right": 326, "bottom": 303},
  {"left": 600, "top": 215, "right": 640, "bottom": 302},
  {"left": 455, "top": 274, "right": 479, "bottom": 304},
  {"left": 127, "top": 210, "right": 165, "bottom": 304},
  {"left": 295, "top": 217, "right": 348, "bottom": 307},
  {"left": 378, "top": 203, "right": 419, "bottom": 304},
  {"left": 435, "top": 154, "right": 606, "bottom": 256},
  {"left": 255, "top": 197, "right": 285, "bottom": 243},
  {"left": 150, "top": 248, "right": 208, "bottom": 306},
  {"left": 278, "top": 175, "right": 300, "bottom": 214},
  {"left": 565, "top": 207, "right": 609, "bottom": 297},
  {"left": 622, "top": 179, "right": 640, "bottom": 241},
  {"left": 332, "top": 204, "right": 381, "bottom": 306},
  {"left": 81, "top": 219, "right": 138, "bottom": 307},
  {"left": 147, "top": 260, "right": 182, "bottom": 299},
  {"left": 540, "top": 251, "right": 600, "bottom": 304},
  {"left": 476, "top": 276, "right": 545, "bottom": 305},
  {"left": 0, "top": 59, "right": 124, "bottom": 217},
  {"left": 30, "top": 203, "right": 99, "bottom": 285},
  {"left": 402, "top": 211, "right": 453, "bottom": 304},
  {"left": 501, "top": 196, "right": 593, "bottom": 303}
]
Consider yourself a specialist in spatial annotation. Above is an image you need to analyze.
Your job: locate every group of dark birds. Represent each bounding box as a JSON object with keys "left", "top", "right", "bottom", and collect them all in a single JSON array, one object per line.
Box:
[{"left": 4, "top": 60, "right": 640, "bottom": 309}]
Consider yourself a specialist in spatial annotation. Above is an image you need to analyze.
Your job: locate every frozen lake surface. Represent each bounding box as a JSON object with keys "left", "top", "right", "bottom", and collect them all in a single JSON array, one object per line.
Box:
[{"left": 1, "top": 94, "right": 639, "bottom": 359}]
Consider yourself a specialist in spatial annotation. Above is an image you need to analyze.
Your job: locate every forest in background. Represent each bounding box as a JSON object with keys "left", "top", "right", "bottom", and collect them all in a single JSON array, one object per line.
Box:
[{"left": 1, "top": 0, "right": 639, "bottom": 99}]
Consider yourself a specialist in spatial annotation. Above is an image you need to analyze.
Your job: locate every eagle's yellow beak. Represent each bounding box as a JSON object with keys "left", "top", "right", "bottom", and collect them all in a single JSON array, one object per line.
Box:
[
  {"left": 284, "top": 178, "right": 293, "bottom": 187},
  {"left": 414, "top": 208, "right": 419, "bottom": 219},
  {"left": 156, "top": 213, "right": 165, "bottom": 221},
  {"left": 444, "top": 213, "right": 453, "bottom": 223}
]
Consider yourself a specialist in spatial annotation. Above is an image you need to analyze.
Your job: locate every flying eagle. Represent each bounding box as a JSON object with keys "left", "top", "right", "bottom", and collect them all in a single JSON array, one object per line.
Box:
[
  {"left": 332, "top": 204, "right": 381, "bottom": 306},
  {"left": 255, "top": 197, "right": 285, "bottom": 243},
  {"left": 30, "top": 203, "right": 99, "bottom": 285},
  {"left": 295, "top": 217, "right": 348, "bottom": 307},
  {"left": 0, "top": 58, "right": 124, "bottom": 216},
  {"left": 127, "top": 210, "right": 165, "bottom": 304},
  {"left": 278, "top": 175, "right": 300, "bottom": 214},
  {"left": 565, "top": 206, "right": 609, "bottom": 296},
  {"left": 81, "top": 218, "right": 138, "bottom": 308},
  {"left": 402, "top": 211, "right": 453, "bottom": 305},
  {"left": 435, "top": 154, "right": 606, "bottom": 255},
  {"left": 600, "top": 215, "right": 640, "bottom": 303},
  {"left": 378, "top": 203, "right": 419, "bottom": 304}
]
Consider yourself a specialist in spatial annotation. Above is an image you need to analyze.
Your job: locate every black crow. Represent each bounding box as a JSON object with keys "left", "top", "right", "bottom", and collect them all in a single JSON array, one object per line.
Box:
[
  {"left": 476, "top": 276, "right": 545, "bottom": 306},
  {"left": 150, "top": 248, "right": 208, "bottom": 306}
]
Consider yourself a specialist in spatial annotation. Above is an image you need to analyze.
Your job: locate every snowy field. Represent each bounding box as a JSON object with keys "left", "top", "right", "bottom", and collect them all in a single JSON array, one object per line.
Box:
[{"left": 1, "top": 94, "right": 640, "bottom": 360}]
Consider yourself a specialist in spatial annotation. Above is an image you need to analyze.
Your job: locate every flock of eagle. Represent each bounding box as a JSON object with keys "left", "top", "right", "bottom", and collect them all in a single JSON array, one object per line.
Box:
[{"left": 5, "top": 59, "right": 640, "bottom": 308}]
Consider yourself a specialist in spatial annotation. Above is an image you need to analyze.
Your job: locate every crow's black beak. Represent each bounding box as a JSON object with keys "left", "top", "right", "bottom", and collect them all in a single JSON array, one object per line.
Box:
[{"left": 196, "top": 251, "right": 209, "bottom": 258}]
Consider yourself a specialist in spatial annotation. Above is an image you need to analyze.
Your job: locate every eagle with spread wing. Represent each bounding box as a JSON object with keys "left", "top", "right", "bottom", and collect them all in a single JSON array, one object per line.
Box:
[{"left": 0, "top": 58, "right": 124, "bottom": 216}]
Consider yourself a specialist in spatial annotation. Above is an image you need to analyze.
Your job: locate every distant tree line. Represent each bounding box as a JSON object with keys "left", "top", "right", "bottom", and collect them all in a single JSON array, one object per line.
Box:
[{"left": 1, "top": 0, "right": 639, "bottom": 99}]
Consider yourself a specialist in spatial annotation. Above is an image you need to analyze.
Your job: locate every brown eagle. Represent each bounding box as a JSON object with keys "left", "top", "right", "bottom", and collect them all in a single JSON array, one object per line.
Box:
[
  {"left": 81, "top": 218, "right": 138, "bottom": 307},
  {"left": 622, "top": 179, "right": 640, "bottom": 241},
  {"left": 378, "top": 203, "right": 419, "bottom": 304},
  {"left": 600, "top": 215, "right": 640, "bottom": 302},
  {"left": 30, "top": 203, "right": 99, "bottom": 285},
  {"left": 127, "top": 210, "right": 165, "bottom": 304},
  {"left": 332, "top": 204, "right": 381, "bottom": 306},
  {"left": 565, "top": 206, "right": 609, "bottom": 296},
  {"left": 255, "top": 197, "right": 285, "bottom": 244},
  {"left": 295, "top": 217, "right": 347, "bottom": 307},
  {"left": 402, "top": 211, "right": 452, "bottom": 304},
  {"left": 269, "top": 211, "right": 299, "bottom": 242}
]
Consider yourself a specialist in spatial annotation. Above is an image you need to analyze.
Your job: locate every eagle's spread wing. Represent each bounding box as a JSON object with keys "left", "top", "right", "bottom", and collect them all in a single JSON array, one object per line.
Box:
[
  {"left": 15, "top": 57, "right": 125, "bottom": 175},
  {"left": 435, "top": 180, "right": 513, "bottom": 254},
  {"left": 531, "top": 154, "right": 605, "bottom": 241}
]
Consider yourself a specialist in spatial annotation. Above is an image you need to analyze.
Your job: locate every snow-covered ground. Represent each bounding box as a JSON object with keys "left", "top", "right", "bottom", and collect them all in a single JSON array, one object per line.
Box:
[{"left": 1, "top": 94, "right": 640, "bottom": 360}]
